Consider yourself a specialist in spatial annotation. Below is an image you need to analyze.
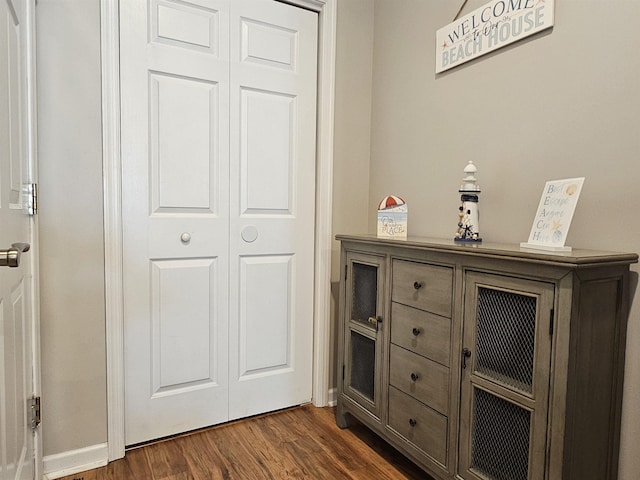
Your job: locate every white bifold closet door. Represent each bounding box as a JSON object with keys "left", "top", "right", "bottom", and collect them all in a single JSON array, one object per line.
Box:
[{"left": 121, "top": 0, "right": 318, "bottom": 445}]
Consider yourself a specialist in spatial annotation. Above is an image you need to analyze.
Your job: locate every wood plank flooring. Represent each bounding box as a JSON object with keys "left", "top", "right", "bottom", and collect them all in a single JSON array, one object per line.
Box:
[{"left": 57, "top": 406, "right": 432, "bottom": 480}]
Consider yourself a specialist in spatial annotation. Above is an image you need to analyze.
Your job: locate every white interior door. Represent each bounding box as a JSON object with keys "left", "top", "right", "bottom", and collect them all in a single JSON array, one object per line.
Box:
[
  {"left": 0, "top": 0, "right": 37, "bottom": 478},
  {"left": 121, "top": 0, "right": 231, "bottom": 445},
  {"left": 122, "top": 0, "right": 317, "bottom": 445},
  {"left": 228, "top": 0, "right": 317, "bottom": 420}
]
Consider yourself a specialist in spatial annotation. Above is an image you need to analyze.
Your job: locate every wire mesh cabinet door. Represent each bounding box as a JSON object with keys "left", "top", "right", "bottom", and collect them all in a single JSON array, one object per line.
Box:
[
  {"left": 458, "top": 271, "right": 554, "bottom": 480},
  {"left": 340, "top": 251, "right": 387, "bottom": 422}
]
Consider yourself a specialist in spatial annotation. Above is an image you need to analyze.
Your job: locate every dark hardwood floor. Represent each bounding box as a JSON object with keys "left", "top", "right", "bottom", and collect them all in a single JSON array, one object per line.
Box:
[{"left": 58, "top": 406, "right": 432, "bottom": 480}]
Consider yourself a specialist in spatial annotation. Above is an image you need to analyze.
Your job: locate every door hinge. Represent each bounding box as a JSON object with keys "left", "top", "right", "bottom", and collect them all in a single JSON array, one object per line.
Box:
[
  {"left": 26, "top": 183, "right": 37, "bottom": 215},
  {"left": 342, "top": 365, "right": 345, "bottom": 380},
  {"left": 344, "top": 265, "right": 348, "bottom": 281},
  {"left": 29, "top": 395, "right": 41, "bottom": 430},
  {"left": 549, "top": 308, "right": 555, "bottom": 336}
]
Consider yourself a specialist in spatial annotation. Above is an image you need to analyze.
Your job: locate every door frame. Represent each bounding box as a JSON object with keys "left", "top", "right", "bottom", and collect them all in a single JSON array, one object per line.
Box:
[
  {"left": 26, "top": 0, "right": 43, "bottom": 473},
  {"left": 23, "top": 0, "right": 43, "bottom": 476},
  {"left": 100, "top": 0, "right": 337, "bottom": 460}
]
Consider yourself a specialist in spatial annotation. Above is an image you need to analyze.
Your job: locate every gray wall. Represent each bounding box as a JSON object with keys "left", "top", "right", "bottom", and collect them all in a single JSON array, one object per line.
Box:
[
  {"left": 37, "top": 0, "right": 107, "bottom": 455},
  {"left": 331, "top": 0, "right": 375, "bottom": 399},
  {"left": 333, "top": 0, "right": 640, "bottom": 477}
]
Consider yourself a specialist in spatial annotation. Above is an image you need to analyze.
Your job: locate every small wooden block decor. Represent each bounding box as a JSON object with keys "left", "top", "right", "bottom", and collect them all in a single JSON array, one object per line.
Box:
[
  {"left": 436, "top": 0, "right": 555, "bottom": 73},
  {"left": 377, "top": 195, "right": 408, "bottom": 239}
]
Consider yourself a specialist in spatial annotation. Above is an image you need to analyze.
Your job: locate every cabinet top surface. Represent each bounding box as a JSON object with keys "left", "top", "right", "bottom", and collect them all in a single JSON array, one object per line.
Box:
[{"left": 336, "top": 234, "right": 638, "bottom": 267}]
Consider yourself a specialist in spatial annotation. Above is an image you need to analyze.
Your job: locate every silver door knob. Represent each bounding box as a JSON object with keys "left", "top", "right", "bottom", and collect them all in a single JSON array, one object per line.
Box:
[{"left": 0, "top": 243, "right": 30, "bottom": 268}]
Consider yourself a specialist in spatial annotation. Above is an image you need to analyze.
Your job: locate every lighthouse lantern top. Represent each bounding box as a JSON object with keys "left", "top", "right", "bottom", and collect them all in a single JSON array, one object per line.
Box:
[{"left": 460, "top": 161, "right": 480, "bottom": 192}]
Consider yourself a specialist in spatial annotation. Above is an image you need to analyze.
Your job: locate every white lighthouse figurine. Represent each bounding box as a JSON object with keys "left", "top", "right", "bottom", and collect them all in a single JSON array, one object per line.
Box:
[{"left": 454, "top": 161, "right": 482, "bottom": 242}]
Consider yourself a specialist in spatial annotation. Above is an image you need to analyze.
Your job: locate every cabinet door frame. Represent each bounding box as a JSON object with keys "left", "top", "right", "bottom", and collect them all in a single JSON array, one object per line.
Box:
[
  {"left": 340, "top": 251, "right": 387, "bottom": 420},
  {"left": 458, "top": 271, "right": 555, "bottom": 480}
]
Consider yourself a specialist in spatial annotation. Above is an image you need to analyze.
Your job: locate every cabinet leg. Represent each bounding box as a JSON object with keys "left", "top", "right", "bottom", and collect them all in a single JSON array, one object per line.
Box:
[{"left": 335, "top": 405, "right": 351, "bottom": 429}]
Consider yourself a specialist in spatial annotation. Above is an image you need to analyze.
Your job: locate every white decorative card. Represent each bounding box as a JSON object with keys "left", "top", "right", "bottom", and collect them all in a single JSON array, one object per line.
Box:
[{"left": 521, "top": 177, "right": 584, "bottom": 252}]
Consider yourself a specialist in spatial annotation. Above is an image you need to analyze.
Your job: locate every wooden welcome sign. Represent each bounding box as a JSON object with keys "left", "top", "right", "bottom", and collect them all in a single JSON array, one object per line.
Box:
[{"left": 436, "top": 0, "right": 555, "bottom": 73}]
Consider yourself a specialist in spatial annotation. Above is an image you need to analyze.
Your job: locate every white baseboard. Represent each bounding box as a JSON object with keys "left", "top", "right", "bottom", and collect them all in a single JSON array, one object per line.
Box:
[
  {"left": 43, "top": 443, "right": 108, "bottom": 480},
  {"left": 328, "top": 387, "right": 337, "bottom": 407}
]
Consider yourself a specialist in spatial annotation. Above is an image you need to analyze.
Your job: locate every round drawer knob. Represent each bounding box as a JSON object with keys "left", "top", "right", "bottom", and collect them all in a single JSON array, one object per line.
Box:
[
  {"left": 409, "top": 418, "right": 417, "bottom": 427},
  {"left": 412, "top": 327, "right": 421, "bottom": 336},
  {"left": 410, "top": 372, "right": 419, "bottom": 382},
  {"left": 180, "top": 232, "right": 191, "bottom": 243},
  {"left": 413, "top": 281, "right": 423, "bottom": 290}
]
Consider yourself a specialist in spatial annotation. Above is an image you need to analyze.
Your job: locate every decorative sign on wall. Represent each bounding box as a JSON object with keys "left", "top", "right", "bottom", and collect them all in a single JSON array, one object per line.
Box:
[
  {"left": 436, "top": 0, "right": 555, "bottom": 73},
  {"left": 520, "top": 177, "right": 584, "bottom": 253}
]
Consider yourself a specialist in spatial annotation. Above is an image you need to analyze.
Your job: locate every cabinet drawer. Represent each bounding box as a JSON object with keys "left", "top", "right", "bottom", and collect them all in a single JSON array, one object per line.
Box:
[
  {"left": 389, "top": 344, "right": 449, "bottom": 415},
  {"left": 392, "top": 260, "right": 452, "bottom": 317},
  {"left": 388, "top": 386, "right": 448, "bottom": 466},
  {"left": 391, "top": 302, "right": 450, "bottom": 366}
]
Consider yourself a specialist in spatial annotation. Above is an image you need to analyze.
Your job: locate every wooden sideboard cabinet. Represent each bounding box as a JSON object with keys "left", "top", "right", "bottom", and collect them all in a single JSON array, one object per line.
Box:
[{"left": 335, "top": 234, "right": 637, "bottom": 480}]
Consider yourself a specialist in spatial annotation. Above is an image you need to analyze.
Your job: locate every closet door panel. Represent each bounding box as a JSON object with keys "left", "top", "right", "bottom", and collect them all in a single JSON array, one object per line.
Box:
[
  {"left": 228, "top": 0, "right": 318, "bottom": 420},
  {"left": 122, "top": 0, "right": 230, "bottom": 445},
  {"left": 122, "top": 0, "right": 319, "bottom": 444},
  {"left": 240, "top": 88, "right": 294, "bottom": 214},
  {"left": 150, "top": 258, "right": 220, "bottom": 391},
  {"left": 238, "top": 255, "right": 293, "bottom": 376}
]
